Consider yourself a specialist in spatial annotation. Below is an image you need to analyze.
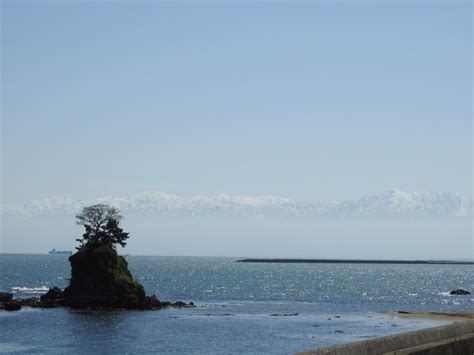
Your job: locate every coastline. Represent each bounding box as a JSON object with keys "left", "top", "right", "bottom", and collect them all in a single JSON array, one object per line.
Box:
[
  {"left": 299, "top": 312, "right": 474, "bottom": 354},
  {"left": 2, "top": 254, "right": 472, "bottom": 353},
  {"left": 389, "top": 310, "right": 474, "bottom": 321},
  {"left": 1, "top": 301, "right": 471, "bottom": 353}
]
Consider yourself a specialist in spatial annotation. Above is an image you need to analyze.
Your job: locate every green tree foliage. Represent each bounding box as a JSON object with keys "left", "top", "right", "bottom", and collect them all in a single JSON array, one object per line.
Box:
[{"left": 75, "top": 204, "right": 129, "bottom": 249}]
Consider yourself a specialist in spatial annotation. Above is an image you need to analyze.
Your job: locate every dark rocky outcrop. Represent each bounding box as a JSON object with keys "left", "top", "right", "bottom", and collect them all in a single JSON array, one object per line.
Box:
[
  {"left": 4, "top": 301, "right": 22, "bottom": 311},
  {"left": 0, "top": 292, "right": 21, "bottom": 311},
  {"left": 1, "top": 245, "right": 193, "bottom": 312},
  {"left": 40, "top": 287, "right": 65, "bottom": 307},
  {"left": 0, "top": 292, "right": 13, "bottom": 302},
  {"left": 62, "top": 243, "right": 193, "bottom": 310},
  {"left": 0, "top": 292, "right": 63, "bottom": 311},
  {"left": 2, "top": 205, "right": 193, "bottom": 312},
  {"left": 63, "top": 244, "right": 149, "bottom": 308},
  {"left": 0, "top": 295, "right": 61, "bottom": 311},
  {"left": 450, "top": 289, "right": 471, "bottom": 295}
]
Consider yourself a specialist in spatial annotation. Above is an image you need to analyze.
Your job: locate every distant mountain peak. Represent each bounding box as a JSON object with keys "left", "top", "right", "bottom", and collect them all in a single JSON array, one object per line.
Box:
[{"left": 1, "top": 190, "right": 472, "bottom": 218}]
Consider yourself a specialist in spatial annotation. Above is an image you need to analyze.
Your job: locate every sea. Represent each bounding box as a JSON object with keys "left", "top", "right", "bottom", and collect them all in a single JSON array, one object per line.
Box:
[{"left": 1, "top": 254, "right": 473, "bottom": 354}]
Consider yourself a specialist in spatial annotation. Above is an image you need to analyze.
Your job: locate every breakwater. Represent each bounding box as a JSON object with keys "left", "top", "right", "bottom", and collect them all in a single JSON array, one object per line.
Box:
[
  {"left": 237, "top": 259, "right": 474, "bottom": 265},
  {"left": 298, "top": 319, "right": 474, "bottom": 355}
]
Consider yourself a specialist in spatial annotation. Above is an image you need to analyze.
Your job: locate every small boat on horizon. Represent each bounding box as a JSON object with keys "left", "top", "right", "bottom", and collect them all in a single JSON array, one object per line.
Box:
[{"left": 48, "top": 248, "right": 72, "bottom": 255}]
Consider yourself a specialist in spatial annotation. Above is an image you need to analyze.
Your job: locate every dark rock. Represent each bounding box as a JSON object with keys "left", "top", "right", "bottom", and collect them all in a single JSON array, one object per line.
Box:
[
  {"left": 41, "top": 287, "right": 64, "bottom": 301},
  {"left": 4, "top": 301, "right": 22, "bottom": 311},
  {"left": 6, "top": 243, "right": 194, "bottom": 311},
  {"left": 63, "top": 244, "right": 148, "bottom": 309},
  {"left": 0, "top": 292, "right": 13, "bottom": 302},
  {"left": 143, "top": 295, "right": 162, "bottom": 309},
  {"left": 40, "top": 287, "right": 65, "bottom": 307},
  {"left": 0, "top": 290, "right": 194, "bottom": 311},
  {"left": 1, "top": 297, "right": 52, "bottom": 309},
  {"left": 270, "top": 313, "right": 298, "bottom": 317},
  {"left": 450, "top": 289, "right": 470, "bottom": 295},
  {"left": 22, "top": 298, "right": 43, "bottom": 307}
]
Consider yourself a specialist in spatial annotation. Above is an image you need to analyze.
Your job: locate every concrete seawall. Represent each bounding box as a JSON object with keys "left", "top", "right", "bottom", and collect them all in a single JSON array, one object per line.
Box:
[{"left": 298, "top": 320, "right": 474, "bottom": 355}]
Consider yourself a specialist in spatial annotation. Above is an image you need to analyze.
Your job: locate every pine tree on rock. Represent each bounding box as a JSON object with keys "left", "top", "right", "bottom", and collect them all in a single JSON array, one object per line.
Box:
[
  {"left": 64, "top": 204, "right": 147, "bottom": 308},
  {"left": 75, "top": 204, "right": 129, "bottom": 249}
]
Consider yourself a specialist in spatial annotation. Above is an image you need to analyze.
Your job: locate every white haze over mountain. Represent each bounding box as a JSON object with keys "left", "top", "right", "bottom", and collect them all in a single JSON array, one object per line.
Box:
[{"left": 2, "top": 189, "right": 472, "bottom": 218}]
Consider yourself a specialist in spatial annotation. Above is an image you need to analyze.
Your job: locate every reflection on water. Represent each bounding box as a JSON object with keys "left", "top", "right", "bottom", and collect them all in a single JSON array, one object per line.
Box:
[
  {"left": 0, "top": 255, "right": 472, "bottom": 353},
  {"left": 0, "top": 302, "right": 453, "bottom": 354}
]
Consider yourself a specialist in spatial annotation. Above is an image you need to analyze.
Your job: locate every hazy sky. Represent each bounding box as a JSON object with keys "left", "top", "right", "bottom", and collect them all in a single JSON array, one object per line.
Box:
[
  {"left": 1, "top": 1, "right": 472, "bottom": 257},
  {"left": 2, "top": 1, "right": 472, "bottom": 206}
]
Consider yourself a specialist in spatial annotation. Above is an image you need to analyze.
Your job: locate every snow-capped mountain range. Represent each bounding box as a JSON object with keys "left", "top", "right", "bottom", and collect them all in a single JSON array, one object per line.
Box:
[{"left": 1, "top": 189, "right": 472, "bottom": 218}]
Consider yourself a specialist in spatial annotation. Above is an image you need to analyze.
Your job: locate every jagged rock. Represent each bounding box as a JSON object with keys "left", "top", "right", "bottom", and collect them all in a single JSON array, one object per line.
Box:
[
  {"left": 0, "top": 292, "right": 13, "bottom": 302},
  {"left": 0, "top": 287, "right": 194, "bottom": 311},
  {"left": 144, "top": 295, "right": 162, "bottom": 309},
  {"left": 4, "top": 301, "right": 22, "bottom": 311},
  {"left": 63, "top": 244, "right": 148, "bottom": 309},
  {"left": 41, "top": 287, "right": 64, "bottom": 301},
  {"left": 40, "top": 287, "right": 65, "bottom": 307},
  {"left": 0, "top": 244, "right": 194, "bottom": 311},
  {"left": 21, "top": 298, "right": 42, "bottom": 307},
  {"left": 450, "top": 289, "right": 470, "bottom": 295}
]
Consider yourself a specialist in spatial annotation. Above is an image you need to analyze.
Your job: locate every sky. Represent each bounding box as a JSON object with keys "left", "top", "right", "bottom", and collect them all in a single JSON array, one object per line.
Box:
[{"left": 1, "top": 1, "right": 472, "bottom": 257}]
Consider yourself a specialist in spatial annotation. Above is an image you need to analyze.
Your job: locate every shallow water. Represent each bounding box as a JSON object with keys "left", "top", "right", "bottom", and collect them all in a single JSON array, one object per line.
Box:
[{"left": 0, "top": 254, "right": 472, "bottom": 353}]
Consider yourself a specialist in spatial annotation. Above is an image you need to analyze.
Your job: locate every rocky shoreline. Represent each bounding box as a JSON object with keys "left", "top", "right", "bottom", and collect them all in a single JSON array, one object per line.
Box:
[
  {"left": 1, "top": 206, "right": 198, "bottom": 313},
  {"left": 0, "top": 243, "right": 197, "bottom": 312},
  {"left": 0, "top": 289, "right": 194, "bottom": 312}
]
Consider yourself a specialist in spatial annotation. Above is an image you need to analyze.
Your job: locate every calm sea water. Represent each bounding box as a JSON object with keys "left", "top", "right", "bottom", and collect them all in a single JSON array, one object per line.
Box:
[{"left": 1, "top": 254, "right": 473, "bottom": 354}]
